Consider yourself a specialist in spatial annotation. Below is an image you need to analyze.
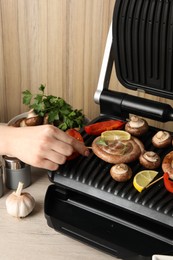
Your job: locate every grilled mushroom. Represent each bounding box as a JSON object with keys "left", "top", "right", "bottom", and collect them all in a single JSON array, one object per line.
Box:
[
  {"left": 110, "top": 163, "right": 132, "bottom": 182},
  {"left": 125, "top": 115, "right": 149, "bottom": 137},
  {"left": 139, "top": 151, "right": 161, "bottom": 169},
  {"left": 162, "top": 151, "right": 173, "bottom": 180},
  {"left": 152, "top": 131, "right": 172, "bottom": 148}
]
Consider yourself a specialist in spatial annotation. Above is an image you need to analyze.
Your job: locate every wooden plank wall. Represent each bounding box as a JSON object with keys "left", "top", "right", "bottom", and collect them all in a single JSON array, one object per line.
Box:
[
  {"left": 0, "top": 0, "right": 173, "bottom": 131},
  {"left": 0, "top": 0, "right": 115, "bottom": 123}
]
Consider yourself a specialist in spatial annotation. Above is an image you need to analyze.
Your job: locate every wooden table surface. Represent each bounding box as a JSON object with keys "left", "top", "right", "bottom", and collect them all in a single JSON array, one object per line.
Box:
[{"left": 0, "top": 167, "right": 118, "bottom": 260}]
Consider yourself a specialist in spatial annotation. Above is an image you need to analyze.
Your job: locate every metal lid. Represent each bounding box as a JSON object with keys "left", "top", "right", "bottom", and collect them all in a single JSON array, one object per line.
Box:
[{"left": 3, "top": 155, "right": 26, "bottom": 170}]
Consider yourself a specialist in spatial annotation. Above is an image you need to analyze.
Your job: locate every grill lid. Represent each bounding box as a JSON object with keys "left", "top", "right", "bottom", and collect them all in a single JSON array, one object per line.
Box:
[
  {"left": 95, "top": 0, "right": 173, "bottom": 122},
  {"left": 113, "top": 0, "right": 173, "bottom": 99}
]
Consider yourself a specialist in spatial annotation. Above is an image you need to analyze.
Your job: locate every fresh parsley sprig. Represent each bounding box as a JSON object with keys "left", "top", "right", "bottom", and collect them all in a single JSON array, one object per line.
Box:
[{"left": 22, "top": 84, "right": 85, "bottom": 130}]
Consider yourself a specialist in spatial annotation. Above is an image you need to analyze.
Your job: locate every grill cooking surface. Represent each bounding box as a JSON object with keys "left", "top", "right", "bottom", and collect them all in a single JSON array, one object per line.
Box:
[{"left": 50, "top": 117, "right": 173, "bottom": 229}]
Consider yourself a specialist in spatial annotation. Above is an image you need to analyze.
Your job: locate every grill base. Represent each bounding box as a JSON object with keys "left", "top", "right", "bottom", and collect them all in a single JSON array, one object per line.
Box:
[
  {"left": 44, "top": 115, "right": 173, "bottom": 259},
  {"left": 44, "top": 184, "right": 173, "bottom": 259}
]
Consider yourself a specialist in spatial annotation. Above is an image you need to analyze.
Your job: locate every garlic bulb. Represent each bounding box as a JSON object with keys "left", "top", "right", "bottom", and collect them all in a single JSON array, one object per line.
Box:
[{"left": 6, "top": 182, "right": 35, "bottom": 218}]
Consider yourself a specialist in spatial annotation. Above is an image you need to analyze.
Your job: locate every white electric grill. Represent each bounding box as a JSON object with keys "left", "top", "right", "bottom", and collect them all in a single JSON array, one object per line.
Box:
[{"left": 44, "top": 1, "right": 173, "bottom": 259}]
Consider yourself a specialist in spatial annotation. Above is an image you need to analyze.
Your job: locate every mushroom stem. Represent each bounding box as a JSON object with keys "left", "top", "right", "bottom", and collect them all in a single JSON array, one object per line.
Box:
[
  {"left": 129, "top": 115, "right": 145, "bottom": 128},
  {"left": 15, "top": 182, "right": 24, "bottom": 196}
]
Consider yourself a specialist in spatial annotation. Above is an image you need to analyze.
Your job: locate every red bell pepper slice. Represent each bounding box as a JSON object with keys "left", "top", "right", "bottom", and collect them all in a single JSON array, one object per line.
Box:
[
  {"left": 84, "top": 120, "right": 125, "bottom": 136},
  {"left": 66, "top": 129, "right": 84, "bottom": 142},
  {"left": 163, "top": 172, "right": 173, "bottom": 193},
  {"left": 66, "top": 129, "right": 84, "bottom": 160}
]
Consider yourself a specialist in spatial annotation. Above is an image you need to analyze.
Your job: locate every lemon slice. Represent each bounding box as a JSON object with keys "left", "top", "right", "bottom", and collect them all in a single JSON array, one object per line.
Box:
[
  {"left": 101, "top": 130, "right": 131, "bottom": 141},
  {"left": 133, "top": 170, "right": 158, "bottom": 192}
]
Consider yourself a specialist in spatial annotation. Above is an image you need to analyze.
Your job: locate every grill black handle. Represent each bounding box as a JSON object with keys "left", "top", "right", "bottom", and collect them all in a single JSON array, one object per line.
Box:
[
  {"left": 100, "top": 90, "right": 173, "bottom": 122},
  {"left": 122, "top": 94, "right": 173, "bottom": 122}
]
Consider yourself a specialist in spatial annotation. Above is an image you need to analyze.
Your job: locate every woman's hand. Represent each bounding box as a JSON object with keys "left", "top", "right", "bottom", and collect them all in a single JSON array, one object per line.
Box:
[{"left": 1, "top": 125, "right": 89, "bottom": 170}]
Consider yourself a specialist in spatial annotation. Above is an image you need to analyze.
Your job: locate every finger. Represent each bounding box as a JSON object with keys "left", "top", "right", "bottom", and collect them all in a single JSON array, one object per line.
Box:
[
  {"left": 48, "top": 139, "right": 74, "bottom": 157},
  {"left": 34, "top": 149, "right": 67, "bottom": 170},
  {"left": 38, "top": 159, "right": 60, "bottom": 171},
  {"left": 42, "top": 148, "right": 67, "bottom": 165},
  {"left": 71, "top": 139, "right": 90, "bottom": 156},
  {"left": 53, "top": 128, "right": 90, "bottom": 156}
]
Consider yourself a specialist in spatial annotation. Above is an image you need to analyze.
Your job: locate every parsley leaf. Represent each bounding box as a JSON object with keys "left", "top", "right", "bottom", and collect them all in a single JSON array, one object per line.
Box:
[{"left": 22, "top": 84, "right": 85, "bottom": 130}]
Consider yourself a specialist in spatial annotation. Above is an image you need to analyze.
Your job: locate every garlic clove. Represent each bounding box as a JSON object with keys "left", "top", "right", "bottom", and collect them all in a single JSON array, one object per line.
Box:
[{"left": 6, "top": 182, "right": 35, "bottom": 218}]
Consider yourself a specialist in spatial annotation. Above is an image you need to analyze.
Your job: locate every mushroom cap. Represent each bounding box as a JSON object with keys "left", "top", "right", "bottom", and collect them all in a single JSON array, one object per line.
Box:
[
  {"left": 125, "top": 116, "right": 149, "bottom": 137},
  {"left": 152, "top": 131, "right": 172, "bottom": 148},
  {"left": 10, "top": 112, "right": 43, "bottom": 127},
  {"left": 25, "top": 116, "right": 43, "bottom": 126},
  {"left": 110, "top": 163, "right": 132, "bottom": 182},
  {"left": 139, "top": 151, "right": 161, "bottom": 169},
  {"left": 92, "top": 136, "right": 144, "bottom": 164},
  {"left": 162, "top": 151, "right": 173, "bottom": 180}
]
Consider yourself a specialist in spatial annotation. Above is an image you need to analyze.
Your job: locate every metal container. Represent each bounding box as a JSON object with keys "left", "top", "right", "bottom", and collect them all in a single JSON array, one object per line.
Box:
[{"left": 3, "top": 155, "right": 31, "bottom": 190}]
